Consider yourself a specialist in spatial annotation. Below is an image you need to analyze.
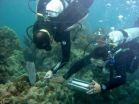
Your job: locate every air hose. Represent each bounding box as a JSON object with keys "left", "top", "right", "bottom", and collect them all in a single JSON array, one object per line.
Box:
[
  {"left": 28, "top": 0, "right": 36, "bottom": 14},
  {"left": 26, "top": 25, "right": 34, "bottom": 41}
]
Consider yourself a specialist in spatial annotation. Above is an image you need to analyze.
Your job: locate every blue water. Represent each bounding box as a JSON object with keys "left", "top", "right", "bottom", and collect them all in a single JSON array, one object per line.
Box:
[
  {"left": 0, "top": 0, "right": 139, "bottom": 41},
  {"left": 85, "top": 0, "right": 139, "bottom": 33},
  {"left": 0, "top": 0, "right": 36, "bottom": 42}
]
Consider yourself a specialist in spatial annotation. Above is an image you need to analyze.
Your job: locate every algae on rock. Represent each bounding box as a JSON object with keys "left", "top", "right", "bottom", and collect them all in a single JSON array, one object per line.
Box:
[
  {"left": 0, "top": 26, "right": 25, "bottom": 83},
  {"left": 1, "top": 26, "right": 139, "bottom": 104}
]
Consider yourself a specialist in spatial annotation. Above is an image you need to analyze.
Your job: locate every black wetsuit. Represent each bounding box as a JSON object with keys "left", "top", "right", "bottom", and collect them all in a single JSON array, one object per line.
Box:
[
  {"left": 63, "top": 40, "right": 139, "bottom": 91},
  {"left": 33, "top": 18, "right": 71, "bottom": 74},
  {"left": 33, "top": 0, "right": 94, "bottom": 74}
]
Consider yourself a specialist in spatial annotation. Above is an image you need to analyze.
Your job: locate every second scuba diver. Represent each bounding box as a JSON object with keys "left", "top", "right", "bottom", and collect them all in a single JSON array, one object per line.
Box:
[{"left": 57, "top": 27, "right": 139, "bottom": 94}]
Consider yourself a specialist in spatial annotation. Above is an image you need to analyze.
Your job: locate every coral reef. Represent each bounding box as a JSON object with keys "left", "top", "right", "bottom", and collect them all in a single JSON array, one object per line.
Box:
[
  {"left": 0, "top": 72, "right": 74, "bottom": 104},
  {"left": 0, "top": 26, "right": 25, "bottom": 83},
  {"left": 0, "top": 26, "right": 74, "bottom": 104},
  {"left": 1, "top": 26, "right": 139, "bottom": 104}
]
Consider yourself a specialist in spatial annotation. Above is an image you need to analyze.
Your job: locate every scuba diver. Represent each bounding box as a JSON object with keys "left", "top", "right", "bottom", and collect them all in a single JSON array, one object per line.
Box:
[
  {"left": 57, "top": 27, "right": 139, "bottom": 94},
  {"left": 31, "top": 0, "right": 94, "bottom": 79}
]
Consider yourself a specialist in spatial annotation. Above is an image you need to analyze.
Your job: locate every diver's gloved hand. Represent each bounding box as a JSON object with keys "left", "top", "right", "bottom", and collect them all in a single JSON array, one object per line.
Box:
[
  {"left": 44, "top": 70, "right": 53, "bottom": 79},
  {"left": 44, "top": 61, "right": 66, "bottom": 80},
  {"left": 87, "top": 80, "right": 101, "bottom": 94}
]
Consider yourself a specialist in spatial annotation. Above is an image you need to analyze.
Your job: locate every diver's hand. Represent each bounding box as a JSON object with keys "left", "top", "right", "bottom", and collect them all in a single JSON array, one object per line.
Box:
[
  {"left": 44, "top": 70, "right": 53, "bottom": 79},
  {"left": 87, "top": 80, "right": 101, "bottom": 94}
]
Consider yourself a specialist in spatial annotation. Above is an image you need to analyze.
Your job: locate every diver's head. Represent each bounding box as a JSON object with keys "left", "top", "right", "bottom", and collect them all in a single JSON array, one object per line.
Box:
[{"left": 33, "top": 29, "right": 52, "bottom": 51}]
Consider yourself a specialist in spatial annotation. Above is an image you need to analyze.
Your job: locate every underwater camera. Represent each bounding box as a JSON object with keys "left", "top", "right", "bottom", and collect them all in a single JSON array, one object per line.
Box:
[{"left": 68, "top": 78, "right": 91, "bottom": 92}]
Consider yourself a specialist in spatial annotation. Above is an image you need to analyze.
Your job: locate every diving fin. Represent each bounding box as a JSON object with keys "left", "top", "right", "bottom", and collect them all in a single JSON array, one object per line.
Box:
[{"left": 26, "top": 61, "right": 36, "bottom": 85}]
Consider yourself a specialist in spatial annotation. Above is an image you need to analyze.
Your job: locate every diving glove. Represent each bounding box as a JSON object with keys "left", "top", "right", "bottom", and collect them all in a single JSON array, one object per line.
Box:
[{"left": 44, "top": 70, "right": 53, "bottom": 79}]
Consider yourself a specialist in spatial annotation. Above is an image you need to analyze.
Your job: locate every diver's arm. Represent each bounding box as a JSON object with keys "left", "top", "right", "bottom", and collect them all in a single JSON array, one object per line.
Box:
[
  {"left": 51, "top": 31, "right": 71, "bottom": 74},
  {"left": 44, "top": 42, "right": 69, "bottom": 78},
  {"left": 87, "top": 71, "right": 126, "bottom": 94},
  {"left": 101, "top": 75, "right": 126, "bottom": 91},
  {"left": 61, "top": 31, "right": 71, "bottom": 63},
  {"left": 63, "top": 55, "right": 92, "bottom": 80},
  {"left": 63, "top": 46, "right": 101, "bottom": 80},
  {"left": 86, "top": 68, "right": 126, "bottom": 94},
  {"left": 101, "top": 61, "right": 127, "bottom": 91}
]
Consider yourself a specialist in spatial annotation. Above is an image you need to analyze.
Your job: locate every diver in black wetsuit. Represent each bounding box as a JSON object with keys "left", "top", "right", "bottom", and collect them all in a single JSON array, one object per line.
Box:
[
  {"left": 32, "top": 0, "right": 94, "bottom": 79},
  {"left": 59, "top": 27, "right": 139, "bottom": 94}
]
